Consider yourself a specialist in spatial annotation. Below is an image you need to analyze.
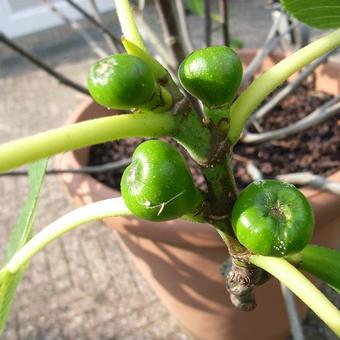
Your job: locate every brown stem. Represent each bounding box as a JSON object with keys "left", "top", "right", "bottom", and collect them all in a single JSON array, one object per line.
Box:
[
  {"left": 133, "top": 9, "right": 177, "bottom": 70},
  {"left": 248, "top": 51, "right": 334, "bottom": 124},
  {"left": 43, "top": 0, "right": 108, "bottom": 58},
  {"left": 196, "top": 124, "right": 248, "bottom": 256},
  {"left": 87, "top": 0, "right": 118, "bottom": 53},
  {"left": 204, "top": 0, "right": 212, "bottom": 47},
  {"left": 201, "top": 154, "right": 238, "bottom": 236},
  {"left": 152, "top": 0, "right": 202, "bottom": 113},
  {"left": 64, "top": 0, "right": 122, "bottom": 49},
  {"left": 224, "top": 258, "right": 270, "bottom": 311},
  {"left": 153, "top": 0, "right": 187, "bottom": 65},
  {"left": 243, "top": 98, "right": 340, "bottom": 144},
  {"left": 0, "top": 33, "right": 89, "bottom": 95},
  {"left": 277, "top": 172, "right": 340, "bottom": 195},
  {"left": 219, "top": 0, "right": 230, "bottom": 46},
  {"left": 174, "top": 0, "right": 195, "bottom": 53}
]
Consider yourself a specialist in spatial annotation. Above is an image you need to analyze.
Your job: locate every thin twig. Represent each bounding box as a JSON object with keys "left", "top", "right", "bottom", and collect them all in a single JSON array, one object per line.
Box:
[
  {"left": 0, "top": 158, "right": 131, "bottom": 177},
  {"left": 233, "top": 153, "right": 251, "bottom": 163},
  {"left": 246, "top": 162, "right": 263, "bottom": 181},
  {"left": 280, "top": 284, "right": 305, "bottom": 340},
  {"left": 153, "top": 0, "right": 177, "bottom": 65},
  {"left": 219, "top": 0, "right": 230, "bottom": 46},
  {"left": 233, "top": 154, "right": 263, "bottom": 181},
  {"left": 204, "top": 0, "right": 212, "bottom": 47},
  {"left": 43, "top": 0, "right": 108, "bottom": 58},
  {"left": 153, "top": 0, "right": 186, "bottom": 65},
  {"left": 277, "top": 172, "right": 340, "bottom": 196},
  {"left": 249, "top": 51, "right": 334, "bottom": 124},
  {"left": 273, "top": 3, "right": 310, "bottom": 52},
  {"left": 0, "top": 33, "right": 89, "bottom": 95},
  {"left": 134, "top": 10, "right": 177, "bottom": 70},
  {"left": 241, "top": 12, "right": 284, "bottom": 86},
  {"left": 88, "top": 0, "right": 118, "bottom": 53},
  {"left": 242, "top": 98, "right": 340, "bottom": 144},
  {"left": 138, "top": 0, "right": 145, "bottom": 11},
  {"left": 174, "top": 0, "right": 195, "bottom": 53},
  {"left": 152, "top": 0, "right": 202, "bottom": 114},
  {"left": 64, "top": 0, "right": 121, "bottom": 48},
  {"left": 252, "top": 120, "right": 264, "bottom": 133},
  {"left": 228, "top": 29, "right": 340, "bottom": 145}
]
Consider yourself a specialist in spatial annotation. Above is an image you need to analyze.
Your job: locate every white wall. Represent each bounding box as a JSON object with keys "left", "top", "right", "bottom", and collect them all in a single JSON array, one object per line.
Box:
[{"left": 0, "top": 0, "right": 114, "bottom": 38}]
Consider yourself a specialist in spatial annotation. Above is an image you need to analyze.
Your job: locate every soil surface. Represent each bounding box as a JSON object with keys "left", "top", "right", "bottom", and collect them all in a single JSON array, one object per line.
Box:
[{"left": 88, "top": 79, "right": 340, "bottom": 191}]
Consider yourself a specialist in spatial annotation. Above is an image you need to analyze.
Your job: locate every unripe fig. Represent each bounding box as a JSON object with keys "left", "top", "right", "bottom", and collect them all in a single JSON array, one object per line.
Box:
[
  {"left": 232, "top": 180, "right": 314, "bottom": 257},
  {"left": 88, "top": 54, "right": 156, "bottom": 109},
  {"left": 178, "top": 46, "right": 243, "bottom": 108},
  {"left": 121, "top": 140, "right": 202, "bottom": 221}
]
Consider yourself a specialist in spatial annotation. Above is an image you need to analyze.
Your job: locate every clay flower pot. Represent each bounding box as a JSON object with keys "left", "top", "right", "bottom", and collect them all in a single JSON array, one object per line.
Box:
[{"left": 56, "top": 51, "right": 340, "bottom": 340}]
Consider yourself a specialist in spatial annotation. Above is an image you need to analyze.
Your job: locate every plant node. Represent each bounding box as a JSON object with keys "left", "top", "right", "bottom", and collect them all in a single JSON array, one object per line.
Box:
[{"left": 223, "top": 259, "right": 271, "bottom": 312}]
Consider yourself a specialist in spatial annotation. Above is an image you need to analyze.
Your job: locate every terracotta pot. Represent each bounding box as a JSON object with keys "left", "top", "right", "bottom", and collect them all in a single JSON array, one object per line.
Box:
[{"left": 56, "top": 51, "right": 340, "bottom": 340}]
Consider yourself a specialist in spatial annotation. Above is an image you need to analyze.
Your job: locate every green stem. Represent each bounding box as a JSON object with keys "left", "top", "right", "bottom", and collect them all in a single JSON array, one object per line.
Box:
[
  {"left": 204, "top": 105, "right": 230, "bottom": 125},
  {"left": 122, "top": 37, "right": 167, "bottom": 81},
  {"left": 215, "top": 228, "right": 246, "bottom": 256},
  {"left": 228, "top": 28, "right": 340, "bottom": 145},
  {"left": 250, "top": 255, "right": 340, "bottom": 337},
  {"left": 202, "top": 160, "right": 237, "bottom": 221},
  {"left": 0, "top": 112, "right": 177, "bottom": 173},
  {"left": 174, "top": 109, "right": 212, "bottom": 164},
  {"left": 1, "top": 197, "right": 131, "bottom": 275},
  {"left": 204, "top": 157, "right": 245, "bottom": 255},
  {"left": 114, "top": 0, "right": 146, "bottom": 51},
  {"left": 287, "top": 245, "right": 340, "bottom": 291}
]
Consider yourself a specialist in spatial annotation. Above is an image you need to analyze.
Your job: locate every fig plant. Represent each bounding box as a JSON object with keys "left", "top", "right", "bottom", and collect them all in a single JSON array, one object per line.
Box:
[{"left": 0, "top": 0, "right": 340, "bottom": 337}]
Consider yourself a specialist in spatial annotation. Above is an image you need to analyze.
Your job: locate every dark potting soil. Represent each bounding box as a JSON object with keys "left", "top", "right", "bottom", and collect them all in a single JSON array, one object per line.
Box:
[{"left": 88, "top": 80, "right": 340, "bottom": 191}]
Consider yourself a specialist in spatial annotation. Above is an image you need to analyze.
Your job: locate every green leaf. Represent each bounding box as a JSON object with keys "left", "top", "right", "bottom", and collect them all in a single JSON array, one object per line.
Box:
[
  {"left": 299, "top": 244, "right": 340, "bottom": 292},
  {"left": 281, "top": 0, "right": 340, "bottom": 29},
  {"left": 5, "top": 159, "right": 47, "bottom": 261},
  {"left": 185, "top": 0, "right": 204, "bottom": 17},
  {"left": 0, "top": 270, "right": 24, "bottom": 332},
  {"left": 0, "top": 158, "right": 47, "bottom": 335}
]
